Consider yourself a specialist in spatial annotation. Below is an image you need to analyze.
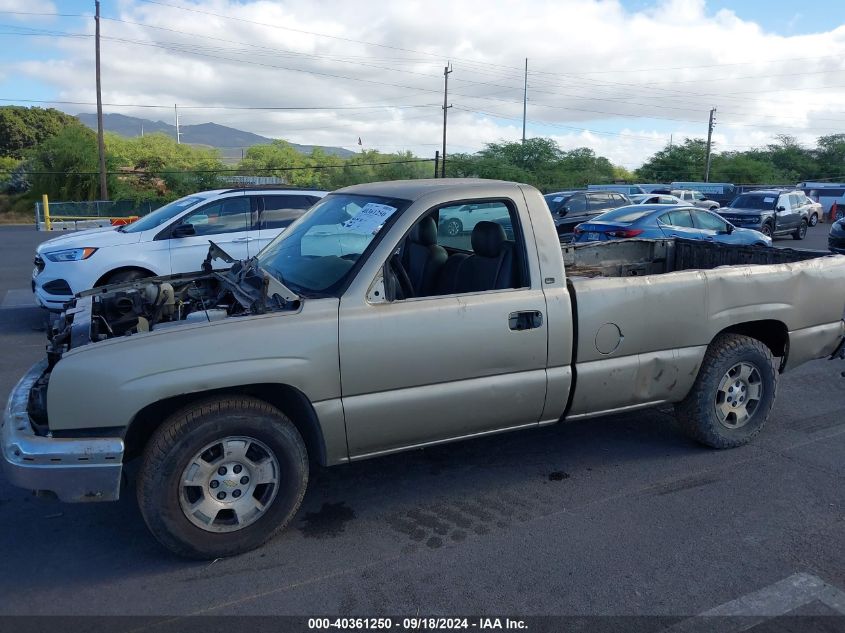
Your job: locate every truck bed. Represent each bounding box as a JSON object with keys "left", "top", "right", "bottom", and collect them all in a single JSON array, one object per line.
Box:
[{"left": 562, "top": 238, "right": 829, "bottom": 278}]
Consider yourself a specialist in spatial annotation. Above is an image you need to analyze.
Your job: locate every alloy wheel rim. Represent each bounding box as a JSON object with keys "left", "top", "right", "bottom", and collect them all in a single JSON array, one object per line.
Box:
[
  {"left": 714, "top": 362, "right": 763, "bottom": 429},
  {"left": 179, "top": 436, "right": 280, "bottom": 533}
]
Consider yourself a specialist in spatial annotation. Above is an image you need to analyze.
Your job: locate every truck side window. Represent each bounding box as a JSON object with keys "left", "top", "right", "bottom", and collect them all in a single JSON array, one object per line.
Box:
[{"left": 390, "top": 200, "right": 528, "bottom": 300}]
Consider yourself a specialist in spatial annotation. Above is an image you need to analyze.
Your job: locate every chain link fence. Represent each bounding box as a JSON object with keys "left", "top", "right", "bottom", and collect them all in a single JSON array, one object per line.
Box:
[{"left": 35, "top": 199, "right": 161, "bottom": 231}]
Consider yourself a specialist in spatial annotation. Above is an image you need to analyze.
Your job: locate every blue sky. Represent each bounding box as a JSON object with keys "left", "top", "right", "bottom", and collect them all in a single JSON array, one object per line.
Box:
[{"left": 2, "top": 0, "right": 845, "bottom": 166}]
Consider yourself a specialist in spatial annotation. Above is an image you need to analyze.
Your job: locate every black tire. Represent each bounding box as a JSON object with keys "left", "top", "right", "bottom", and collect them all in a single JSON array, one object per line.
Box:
[
  {"left": 137, "top": 396, "right": 308, "bottom": 559},
  {"left": 809, "top": 212, "right": 819, "bottom": 227},
  {"left": 103, "top": 268, "right": 150, "bottom": 286},
  {"left": 792, "top": 219, "right": 808, "bottom": 240},
  {"left": 440, "top": 218, "right": 462, "bottom": 237},
  {"left": 760, "top": 223, "right": 773, "bottom": 238},
  {"left": 674, "top": 334, "right": 777, "bottom": 449}
]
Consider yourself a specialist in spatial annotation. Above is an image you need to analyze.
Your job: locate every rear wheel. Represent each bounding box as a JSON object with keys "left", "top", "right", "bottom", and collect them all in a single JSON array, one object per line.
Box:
[
  {"left": 441, "top": 218, "right": 462, "bottom": 237},
  {"left": 675, "top": 334, "right": 777, "bottom": 449},
  {"left": 792, "top": 219, "right": 808, "bottom": 240},
  {"left": 137, "top": 396, "right": 308, "bottom": 559}
]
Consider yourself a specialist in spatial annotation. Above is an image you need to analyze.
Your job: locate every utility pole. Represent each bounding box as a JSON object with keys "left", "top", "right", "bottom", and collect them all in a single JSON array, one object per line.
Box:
[
  {"left": 94, "top": 0, "right": 108, "bottom": 200},
  {"left": 522, "top": 58, "right": 528, "bottom": 144},
  {"left": 704, "top": 106, "right": 716, "bottom": 182},
  {"left": 434, "top": 150, "right": 440, "bottom": 178},
  {"left": 174, "top": 104, "right": 182, "bottom": 144},
  {"left": 441, "top": 62, "right": 452, "bottom": 178}
]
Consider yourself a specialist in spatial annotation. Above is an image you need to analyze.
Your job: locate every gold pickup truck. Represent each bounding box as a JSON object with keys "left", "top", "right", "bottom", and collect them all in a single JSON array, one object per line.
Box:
[{"left": 4, "top": 179, "right": 845, "bottom": 559}]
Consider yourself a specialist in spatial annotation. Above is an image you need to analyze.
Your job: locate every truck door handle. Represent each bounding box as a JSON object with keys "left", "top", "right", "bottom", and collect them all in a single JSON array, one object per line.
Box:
[
  {"left": 509, "top": 311, "right": 543, "bottom": 331},
  {"left": 232, "top": 237, "right": 252, "bottom": 243}
]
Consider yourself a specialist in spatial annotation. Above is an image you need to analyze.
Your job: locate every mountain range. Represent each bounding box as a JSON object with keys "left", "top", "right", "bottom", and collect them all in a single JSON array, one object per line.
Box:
[{"left": 76, "top": 113, "right": 355, "bottom": 161}]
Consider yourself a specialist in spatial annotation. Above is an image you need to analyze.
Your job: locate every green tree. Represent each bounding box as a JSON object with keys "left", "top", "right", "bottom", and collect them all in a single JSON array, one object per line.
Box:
[
  {"left": 29, "top": 126, "right": 116, "bottom": 200},
  {"left": 815, "top": 134, "right": 845, "bottom": 179},
  {"left": 635, "top": 139, "right": 707, "bottom": 182},
  {"left": 0, "top": 106, "right": 86, "bottom": 159}
]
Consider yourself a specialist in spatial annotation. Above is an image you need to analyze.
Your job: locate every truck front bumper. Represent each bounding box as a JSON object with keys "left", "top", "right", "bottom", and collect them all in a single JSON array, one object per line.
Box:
[{"left": 1, "top": 361, "right": 124, "bottom": 502}]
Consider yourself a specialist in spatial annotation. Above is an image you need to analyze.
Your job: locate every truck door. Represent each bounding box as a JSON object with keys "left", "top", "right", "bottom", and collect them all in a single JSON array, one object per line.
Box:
[{"left": 338, "top": 197, "right": 549, "bottom": 458}]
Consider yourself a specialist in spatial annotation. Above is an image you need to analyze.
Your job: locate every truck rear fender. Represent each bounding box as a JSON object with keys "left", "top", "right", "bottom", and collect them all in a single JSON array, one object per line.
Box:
[
  {"left": 123, "top": 384, "right": 331, "bottom": 467},
  {"left": 709, "top": 320, "right": 789, "bottom": 372}
]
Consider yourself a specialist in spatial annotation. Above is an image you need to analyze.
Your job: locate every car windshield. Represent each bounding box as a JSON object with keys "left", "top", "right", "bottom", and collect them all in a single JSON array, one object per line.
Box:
[
  {"left": 256, "top": 193, "right": 410, "bottom": 296},
  {"left": 121, "top": 195, "right": 205, "bottom": 233},
  {"left": 594, "top": 206, "right": 654, "bottom": 223},
  {"left": 729, "top": 194, "right": 778, "bottom": 210}
]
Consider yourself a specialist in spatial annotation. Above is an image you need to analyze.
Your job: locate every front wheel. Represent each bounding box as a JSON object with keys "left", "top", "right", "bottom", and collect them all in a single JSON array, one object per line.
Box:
[
  {"left": 674, "top": 334, "right": 777, "bottom": 448},
  {"left": 137, "top": 396, "right": 308, "bottom": 559},
  {"left": 809, "top": 212, "right": 819, "bottom": 227},
  {"left": 760, "top": 223, "right": 773, "bottom": 238},
  {"left": 793, "top": 219, "right": 808, "bottom": 240}
]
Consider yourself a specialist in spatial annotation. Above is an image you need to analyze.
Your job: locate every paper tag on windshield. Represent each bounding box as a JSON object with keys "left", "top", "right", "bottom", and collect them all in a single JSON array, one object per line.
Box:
[
  {"left": 763, "top": 197, "right": 775, "bottom": 203},
  {"left": 343, "top": 202, "right": 397, "bottom": 234},
  {"left": 552, "top": 196, "right": 564, "bottom": 202}
]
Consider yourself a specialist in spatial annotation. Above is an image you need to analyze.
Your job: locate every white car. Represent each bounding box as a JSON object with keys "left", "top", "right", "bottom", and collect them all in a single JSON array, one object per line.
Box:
[
  {"left": 33, "top": 188, "right": 326, "bottom": 310},
  {"left": 671, "top": 189, "right": 721, "bottom": 210},
  {"left": 629, "top": 193, "right": 690, "bottom": 206}
]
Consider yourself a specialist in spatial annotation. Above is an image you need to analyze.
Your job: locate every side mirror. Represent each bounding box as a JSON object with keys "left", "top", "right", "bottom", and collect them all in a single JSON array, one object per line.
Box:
[
  {"left": 724, "top": 224, "right": 734, "bottom": 234},
  {"left": 171, "top": 223, "right": 196, "bottom": 238},
  {"left": 559, "top": 206, "right": 569, "bottom": 216},
  {"left": 776, "top": 205, "right": 786, "bottom": 212}
]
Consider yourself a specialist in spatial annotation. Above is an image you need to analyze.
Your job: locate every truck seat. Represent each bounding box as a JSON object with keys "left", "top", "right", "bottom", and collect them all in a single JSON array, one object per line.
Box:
[
  {"left": 435, "top": 221, "right": 515, "bottom": 294},
  {"left": 402, "top": 216, "right": 448, "bottom": 296}
]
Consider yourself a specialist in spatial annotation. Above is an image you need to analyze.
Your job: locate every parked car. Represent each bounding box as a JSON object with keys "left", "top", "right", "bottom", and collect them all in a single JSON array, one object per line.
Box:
[
  {"left": 671, "top": 190, "right": 721, "bottom": 210},
  {"left": 438, "top": 201, "right": 506, "bottom": 237},
  {"left": 829, "top": 218, "right": 845, "bottom": 254},
  {"left": 544, "top": 190, "right": 631, "bottom": 239},
  {"left": 717, "top": 190, "right": 811, "bottom": 240},
  {"left": 6, "top": 179, "right": 845, "bottom": 559},
  {"left": 587, "top": 184, "right": 646, "bottom": 195},
  {"left": 32, "top": 188, "right": 326, "bottom": 310},
  {"left": 573, "top": 205, "right": 771, "bottom": 246},
  {"left": 629, "top": 193, "right": 689, "bottom": 205}
]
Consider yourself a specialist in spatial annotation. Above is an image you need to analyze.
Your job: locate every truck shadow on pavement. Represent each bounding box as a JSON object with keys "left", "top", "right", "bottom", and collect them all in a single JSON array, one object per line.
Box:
[{"left": 0, "top": 406, "right": 709, "bottom": 588}]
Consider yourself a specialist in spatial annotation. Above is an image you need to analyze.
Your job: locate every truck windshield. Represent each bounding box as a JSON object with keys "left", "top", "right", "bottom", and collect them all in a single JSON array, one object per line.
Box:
[
  {"left": 121, "top": 195, "right": 205, "bottom": 233},
  {"left": 729, "top": 194, "right": 777, "bottom": 210},
  {"left": 256, "top": 193, "right": 410, "bottom": 296}
]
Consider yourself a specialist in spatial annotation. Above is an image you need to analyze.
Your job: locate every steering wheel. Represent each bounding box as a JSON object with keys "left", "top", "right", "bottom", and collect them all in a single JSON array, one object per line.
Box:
[{"left": 389, "top": 255, "right": 415, "bottom": 299}]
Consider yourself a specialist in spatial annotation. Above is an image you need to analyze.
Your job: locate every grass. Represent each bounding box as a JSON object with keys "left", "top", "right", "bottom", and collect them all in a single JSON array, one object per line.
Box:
[{"left": 0, "top": 192, "right": 37, "bottom": 224}]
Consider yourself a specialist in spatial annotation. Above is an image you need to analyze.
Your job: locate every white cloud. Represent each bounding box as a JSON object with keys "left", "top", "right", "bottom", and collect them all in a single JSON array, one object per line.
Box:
[
  {"left": 0, "top": 0, "right": 56, "bottom": 16},
  {"left": 12, "top": 0, "right": 845, "bottom": 167}
]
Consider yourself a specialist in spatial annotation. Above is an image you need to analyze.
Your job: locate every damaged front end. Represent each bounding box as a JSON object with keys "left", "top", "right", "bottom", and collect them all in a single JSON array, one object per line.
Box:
[{"left": 29, "top": 244, "right": 301, "bottom": 429}]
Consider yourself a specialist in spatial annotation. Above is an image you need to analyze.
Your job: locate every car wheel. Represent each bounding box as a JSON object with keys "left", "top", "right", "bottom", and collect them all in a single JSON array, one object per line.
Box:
[
  {"left": 441, "top": 218, "right": 462, "bottom": 237},
  {"left": 792, "top": 220, "right": 808, "bottom": 240},
  {"left": 809, "top": 212, "right": 819, "bottom": 227},
  {"left": 760, "top": 223, "right": 773, "bottom": 238},
  {"left": 137, "top": 396, "right": 308, "bottom": 559},
  {"left": 103, "top": 268, "right": 150, "bottom": 286},
  {"left": 675, "top": 334, "right": 777, "bottom": 449}
]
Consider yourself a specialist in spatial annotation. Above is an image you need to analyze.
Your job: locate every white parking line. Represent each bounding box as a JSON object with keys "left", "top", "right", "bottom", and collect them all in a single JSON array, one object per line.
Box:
[
  {"left": 666, "top": 573, "right": 845, "bottom": 632},
  {"left": 0, "top": 288, "right": 34, "bottom": 309}
]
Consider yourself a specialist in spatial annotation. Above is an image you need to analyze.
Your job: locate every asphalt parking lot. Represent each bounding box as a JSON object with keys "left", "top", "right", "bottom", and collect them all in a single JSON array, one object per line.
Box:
[{"left": 1, "top": 223, "right": 844, "bottom": 622}]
